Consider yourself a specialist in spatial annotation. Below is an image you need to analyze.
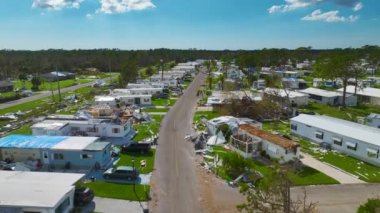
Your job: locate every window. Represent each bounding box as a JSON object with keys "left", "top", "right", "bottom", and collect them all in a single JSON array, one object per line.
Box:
[
  {"left": 367, "top": 148, "right": 378, "bottom": 158},
  {"left": 333, "top": 137, "right": 342, "bottom": 146},
  {"left": 71, "top": 126, "right": 80, "bottom": 132},
  {"left": 81, "top": 154, "right": 93, "bottom": 159},
  {"left": 315, "top": 131, "right": 324, "bottom": 140},
  {"left": 53, "top": 153, "right": 64, "bottom": 160},
  {"left": 144, "top": 98, "right": 150, "bottom": 102},
  {"left": 112, "top": 128, "right": 120, "bottom": 133},
  {"left": 346, "top": 142, "right": 357, "bottom": 151},
  {"left": 87, "top": 127, "right": 98, "bottom": 133},
  {"left": 291, "top": 124, "right": 297, "bottom": 131}
]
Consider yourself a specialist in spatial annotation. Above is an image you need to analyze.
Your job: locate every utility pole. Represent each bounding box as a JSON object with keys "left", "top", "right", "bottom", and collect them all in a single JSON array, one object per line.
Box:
[
  {"left": 56, "top": 66, "right": 62, "bottom": 107},
  {"left": 160, "top": 59, "right": 164, "bottom": 81}
]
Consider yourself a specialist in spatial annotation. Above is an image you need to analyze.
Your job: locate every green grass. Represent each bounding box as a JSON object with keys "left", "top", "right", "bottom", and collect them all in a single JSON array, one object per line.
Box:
[
  {"left": 84, "top": 181, "right": 150, "bottom": 201},
  {"left": 209, "top": 146, "right": 338, "bottom": 186},
  {"left": 298, "top": 139, "right": 380, "bottom": 182},
  {"left": 116, "top": 149, "right": 155, "bottom": 174},
  {"left": 300, "top": 102, "right": 380, "bottom": 122},
  {"left": 8, "top": 124, "right": 32, "bottom": 135},
  {"left": 151, "top": 114, "right": 165, "bottom": 123},
  {"left": 0, "top": 86, "right": 98, "bottom": 116},
  {"left": 133, "top": 121, "right": 160, "bottom": 142},
  {"left": 0, "top": 91, "right": 17, "bottom": 98},
  {"left": 151, "top": 98, "right": 176, "bottom": 106},
  {"left": 193, "top": 111, "right": 221, "bottom": 124},
  {"left": 14, "top": 79, "right": 91, "bottom": 91},
  {"left": 262, "top": 120, "right": 291, "bottom": 136},
  {"left": 143, "top": 107, "right": 169, "bottom": 113}
]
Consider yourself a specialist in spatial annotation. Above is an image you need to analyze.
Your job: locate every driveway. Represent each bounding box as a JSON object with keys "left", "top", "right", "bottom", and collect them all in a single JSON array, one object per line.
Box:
[
  {"left": 291, "top": 184, "right": 380, "bottom": 213},
  {"left": 81, "top": 197, "right": 148, "bottom": 213},
  {"left": 300, "top": 152, "right": 364, "bottom": 184}
]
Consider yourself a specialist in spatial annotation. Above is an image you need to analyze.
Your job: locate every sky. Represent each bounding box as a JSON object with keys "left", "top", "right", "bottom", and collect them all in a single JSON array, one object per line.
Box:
[{"left": 0, "top": 0, "right": 379, "bottom": 50}]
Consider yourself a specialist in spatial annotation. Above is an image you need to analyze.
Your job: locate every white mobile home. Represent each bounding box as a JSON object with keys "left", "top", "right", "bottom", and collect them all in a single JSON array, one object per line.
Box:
[
  {"left": 299, "top": 87, "right": 357, "bottom": 106},
  {"left": 0, "top": 171, "right": 84, "bottom": 213},
  {"left": 114, "top": 88, "right": 163, "bottom": 95},
  {"left": 338, "top": 86, "right": 380, "bottom": 106},
  {"left": 264, "top": 88, "right": 309, "bottom": 106},
  {"left": 32, "top": 117, "right": 133, "bottom": 138},
  {"left": 117, "top": 94, "right": 152, "bottom": 105},
  {"left": 230, "top": 124, "right": 300, "bottom": 163},
  {"left": 291, "top": 114, "right": 380, "bottom": 166},
  {"left": 94, "top": 96, "right": 117, "bottom": 107}
]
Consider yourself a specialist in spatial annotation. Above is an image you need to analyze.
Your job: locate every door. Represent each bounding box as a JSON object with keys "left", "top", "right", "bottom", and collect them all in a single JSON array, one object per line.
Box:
[
  {"left": 42, "top": 151, "right": 49, "bottom": 164},
  {"left": 134, "top": 97, "right": 141, "bottom": 105}
]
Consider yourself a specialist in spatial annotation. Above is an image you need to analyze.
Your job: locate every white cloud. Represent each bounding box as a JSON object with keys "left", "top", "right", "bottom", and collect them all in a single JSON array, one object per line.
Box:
[
  {"left": 268, "top": 0, "right": 363, "bottom": 14},
  {"left": 302, "top": 9, "right": 358, "bottom": 22},
  {"left": 268, "top": 0, "right": 313, "bottom": 14},
  {"left": 353, "top": 2, "right": 363, "bottom": 11},
  {"left": 32, "top": 0, "right": 83, "bottom": 10},
  {"left": 98, "top": 0, "right": 155, "bottom": 14},
  {"left": 86, "top": 13, "right": 94, "bottom": 19}
]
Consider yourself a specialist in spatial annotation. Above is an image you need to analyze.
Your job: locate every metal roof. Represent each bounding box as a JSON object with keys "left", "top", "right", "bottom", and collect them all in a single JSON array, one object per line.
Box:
[
  {"left": 338, "top": 86, "right": 380, "bottom": 98},
  {"left": 0, "top": 171, "right": 84, "bottom": 208},
  {"left": 51, "top": 137, "right": 99, "bottom": 150},
  {"left": 0, "top": 135, "right": 67, "bottom": 149},
  {"left": 299, "top": 88, "right": 342, "bottom": 98},
  {"left": 291, "top": 114, "right": 380, "bottom": 146},
  {"left": 84, "top": 142, "right": 110, "bottom": 151}
]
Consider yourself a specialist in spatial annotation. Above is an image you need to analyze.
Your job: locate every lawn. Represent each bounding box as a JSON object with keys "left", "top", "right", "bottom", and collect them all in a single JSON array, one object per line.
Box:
[
  {"left": 299, "top": 102, "right": 380, "bottom": 122},
  {"left": 193, "top": 111, "right": 221, "bottom": 123},
  {"left": 133, "top": 121, "right": 160, "bottom": 142},
  {"left": 0, "top": 86, "right": 96, "bottom": 116},
  {"left": 84, "top": 181, "right": 150, "bottom": 201},
  {"left": 14, "top": 79, "right": 92, "bottom": 91},
  {"left": 143, "top": 107, "right": 169, "bottom": 113},
  {"left": 8, "top": 124, "right": 32, "bottom": 135},
  {"left": 151, "top": 98, "right": 176, "bottom": 106},
  {"left": 298, "top": 139, "right": 380, "bottom": 182},
  {"left": 0, "top": 91, "right": 17, "bottom": 98},
  {"left": 209, "top": 146, "right": 338, "bottom": 186},
  {"left": 116, "top": 149, "right": 155, "bottom": 174}
]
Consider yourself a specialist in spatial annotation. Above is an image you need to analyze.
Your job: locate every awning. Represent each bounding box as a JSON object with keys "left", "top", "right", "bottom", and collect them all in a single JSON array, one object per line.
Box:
[
  {"left": 346, "top": 141, "right": 357, "bottom": 148},
  {"left": 315, "top": 131, "right": 323, "bottom": 136},
  {"left": 333, "top": 137, "right": 342, "bottom": 142},
  {"left": 366, "top": 148, "right": 378, "bottom": 154}
]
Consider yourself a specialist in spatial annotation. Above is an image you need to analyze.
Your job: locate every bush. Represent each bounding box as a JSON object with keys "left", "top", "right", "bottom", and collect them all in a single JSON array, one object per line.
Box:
[{"left": 357, "top": 198, "right": 380, "bottom": 213}]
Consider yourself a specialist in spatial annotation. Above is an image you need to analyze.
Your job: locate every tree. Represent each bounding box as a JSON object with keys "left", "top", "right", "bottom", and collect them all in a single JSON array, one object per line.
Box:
[
  {"left": 313, "top": 51, "right": 358, "bottom": 107},
  {"left": 218, "top": 74, "right": 225, "bottom": 90},
  {"left": 18, "top": 73, "right": 28, "bottom": 90},
  {"left": 119, "top": 55, "right": 138, "bottom": 87},
  {"left": 146, "top": 65, "right": 154, "bottom": 76},
  {"left": 238, "top": 166, "right": 317, "bottom": 213},
  {"left": 31, "top": 76, "right": 42, "bottom": 91},
  {"left": 206, "top": 75, "right": 213, "bottom": 90}
]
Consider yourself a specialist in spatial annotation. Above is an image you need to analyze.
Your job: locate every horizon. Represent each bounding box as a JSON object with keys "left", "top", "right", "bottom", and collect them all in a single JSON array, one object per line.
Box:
[{"left": 0, "top": 0, "right": 379, "bottom": 50}]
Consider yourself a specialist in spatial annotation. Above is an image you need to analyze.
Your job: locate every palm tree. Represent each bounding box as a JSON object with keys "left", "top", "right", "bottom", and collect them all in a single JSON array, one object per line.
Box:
[{"left": 218, "top": 74, "right": 225, "bottom": 90}]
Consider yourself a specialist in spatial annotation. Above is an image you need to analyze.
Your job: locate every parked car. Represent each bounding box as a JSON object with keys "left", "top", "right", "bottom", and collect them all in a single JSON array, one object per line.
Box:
[
  {"left": 121, "top": 142, "right": 151, "bottom": 153},
  {"left": 74, "top": 187, "right": 94, "bottom": 206},
  {"left": 103, "top": 166, "right": 139, "bottom": 180}
]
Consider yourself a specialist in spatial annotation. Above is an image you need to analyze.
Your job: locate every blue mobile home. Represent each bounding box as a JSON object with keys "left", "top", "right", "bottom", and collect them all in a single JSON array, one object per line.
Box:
[{"left": 0, "top": 135, "right": 112, "bottom": 169}]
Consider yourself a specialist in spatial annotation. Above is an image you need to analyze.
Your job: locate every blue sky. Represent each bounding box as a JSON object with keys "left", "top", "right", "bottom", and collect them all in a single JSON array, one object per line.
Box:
[{"left": 0, "top": 0, "right": 379, "bottom": 50}]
